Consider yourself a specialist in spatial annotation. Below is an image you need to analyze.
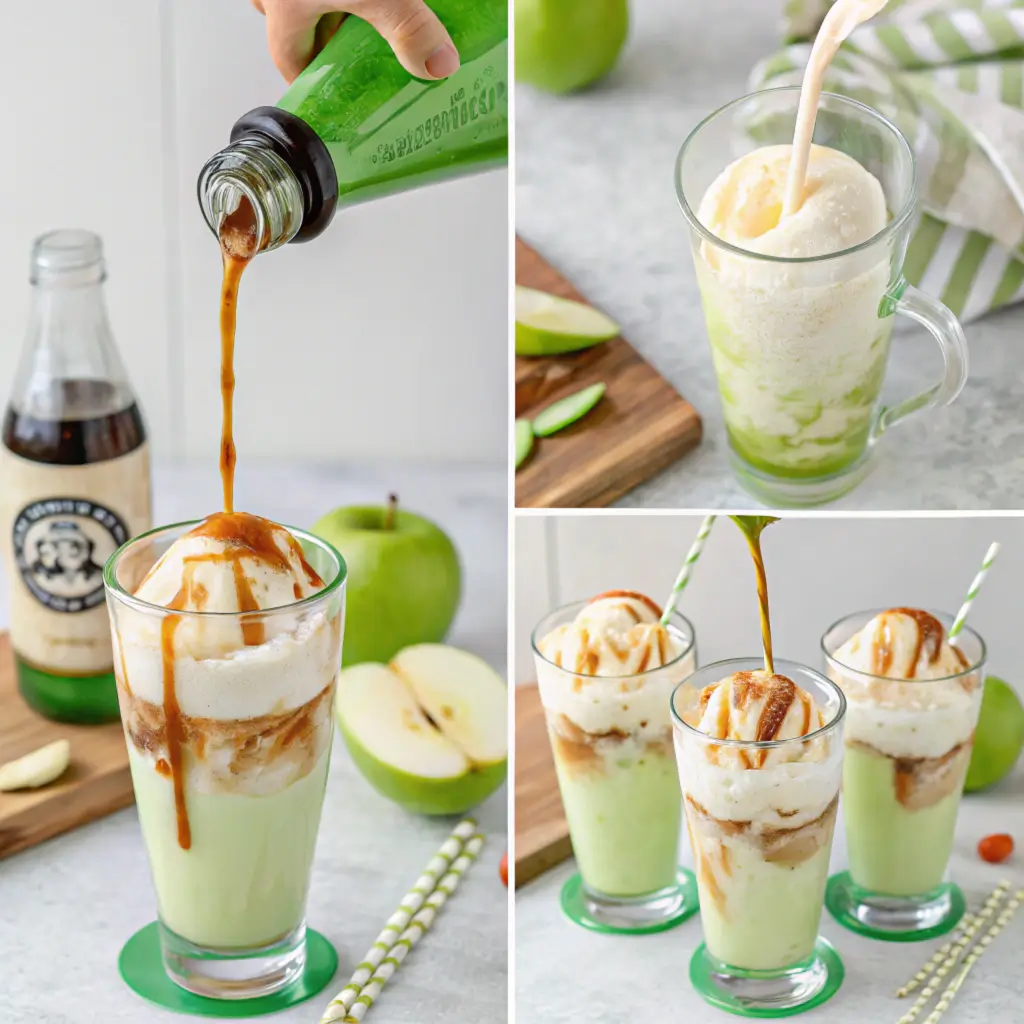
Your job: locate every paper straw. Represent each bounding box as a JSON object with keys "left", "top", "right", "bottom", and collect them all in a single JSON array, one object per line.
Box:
[
  {"left": 661, "top": 515, "right": 716, "bottom": 625},
  {"left": 918, "top": 888, "right": 1024, "bottom": 1024},
  {"left": 896, "top": 882, "right": 1009, "bottom": 998},
  {"left": 319, "top": 822, "right": 483, "bottom": 1023},
  {"left": 948, "top": 542, "right": 1000, "bottom": 642}
]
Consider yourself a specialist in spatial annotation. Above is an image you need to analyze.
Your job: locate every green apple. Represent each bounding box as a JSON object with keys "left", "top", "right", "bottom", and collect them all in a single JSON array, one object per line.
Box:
[
  {"left": 965, "top": 676, "right": 1024, "bottom": 792},
  {"left": 515, "top": 0, "right": 629, "bottom": 95},
  {"left": 515, "top": 286, "right": 620, "bottom": 356},
  {"left": 336, "top": 643, "right": 508, "bottom": 815},
  {"left": 311, "top": 496, "right": 461, "bottom": 667}
]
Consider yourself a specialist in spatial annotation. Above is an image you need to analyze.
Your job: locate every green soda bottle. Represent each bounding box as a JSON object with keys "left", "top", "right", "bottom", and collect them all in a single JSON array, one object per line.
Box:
[{"left": 198, "top": 0, "right": 508, "bottom": 250}]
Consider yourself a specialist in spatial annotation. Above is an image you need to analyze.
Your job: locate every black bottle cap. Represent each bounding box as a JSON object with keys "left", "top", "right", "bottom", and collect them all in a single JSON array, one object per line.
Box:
[{"left": 230, "top": 107, "right": 339, "bottom": 243}]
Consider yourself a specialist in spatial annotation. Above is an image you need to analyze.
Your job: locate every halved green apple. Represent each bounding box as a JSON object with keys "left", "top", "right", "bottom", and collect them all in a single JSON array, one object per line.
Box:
[
  {"left": 335, "top": 644, "right": 508, "bottom": 815},
  {"left": 515, "top": 286, "right": 619, "bottom": 356}
]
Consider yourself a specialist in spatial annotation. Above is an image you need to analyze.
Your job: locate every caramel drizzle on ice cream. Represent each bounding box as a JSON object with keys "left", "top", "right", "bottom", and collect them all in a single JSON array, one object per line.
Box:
[
  {"left": 137, "top": 512, "right": 325, "bottom": 850},
  {"left": 700, "top": 672, "right": 815, "bottom": 768},
  {"left": 870, "top": 608, "right": 968, "bottom": 678},
  {"left": 562, "top": 591, "right": 671, "bottom": 676}
]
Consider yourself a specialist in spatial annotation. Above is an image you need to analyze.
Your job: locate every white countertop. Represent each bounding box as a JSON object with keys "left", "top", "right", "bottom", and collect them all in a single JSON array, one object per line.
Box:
[
  {"left": 0, "top": 460, "right": 509, "bottom": 1024},
  {"left": 515, "top": 764, "right": 1024, "bottom": 1023},
  {"left": 516, "top": 0, "right": 1024, "bottom": 510}
]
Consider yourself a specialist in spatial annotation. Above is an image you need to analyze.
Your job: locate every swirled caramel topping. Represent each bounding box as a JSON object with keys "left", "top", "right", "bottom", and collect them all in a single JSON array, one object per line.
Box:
[
  {"left": 694, "top": 671, "right": 824, "bottom": 770},
  {"left": 539, "top": 591, "right": 683, "bottom": 678},
  {"left": 836, "top": 608, "right": 969, "bottom": 681}
]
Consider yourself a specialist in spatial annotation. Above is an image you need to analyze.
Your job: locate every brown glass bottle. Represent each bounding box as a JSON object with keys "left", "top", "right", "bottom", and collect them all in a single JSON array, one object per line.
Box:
[{"left": 0, "top": 232, "right": 152, "bottom": 723}]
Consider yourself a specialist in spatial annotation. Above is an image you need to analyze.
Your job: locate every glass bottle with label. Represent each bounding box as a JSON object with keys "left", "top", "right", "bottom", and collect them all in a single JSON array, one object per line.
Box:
[
  {"left": 197, "top": 0, "right": 508, "bottom": 253},
  {"left": 0, "top": 231, "right": 152, "bottom": 723}
]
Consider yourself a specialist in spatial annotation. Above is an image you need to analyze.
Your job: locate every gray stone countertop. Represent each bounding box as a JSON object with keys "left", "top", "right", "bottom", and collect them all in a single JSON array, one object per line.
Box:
[
  {"left": 515, "top": 764, "right": 1024, "bottom": 1023},
  {"left": 516, "top": 0, "right": 1024, "bottom": 510},
  {"left": 0, "top": 460, "right": 508, "bottom": 1024}
]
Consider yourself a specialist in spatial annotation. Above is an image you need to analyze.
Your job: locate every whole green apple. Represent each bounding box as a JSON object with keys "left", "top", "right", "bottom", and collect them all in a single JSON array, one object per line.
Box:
[
  {"left": 311, "top": 496, "right": 461, "bottom": 666},
  {"left": 516, "top": 0, "right": 629, "bottom": 95},
  {"left": 965, "top": 676, "right": 1024, "bottom": 792}
]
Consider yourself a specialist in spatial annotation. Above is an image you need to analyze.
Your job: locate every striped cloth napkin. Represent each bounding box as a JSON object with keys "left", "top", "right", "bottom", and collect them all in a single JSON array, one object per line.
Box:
[{"left": 759, "top": 0, "right": 1024, "bottom": 321}]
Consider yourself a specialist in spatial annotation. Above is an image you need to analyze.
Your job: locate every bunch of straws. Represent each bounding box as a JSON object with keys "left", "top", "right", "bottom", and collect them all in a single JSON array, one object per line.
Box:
[
  {"left": 895, "top": 881, "right": 1022, "bottom": 1024},
  {"left": 319, "top": 819, "right": 485, "bottom": 1023}
]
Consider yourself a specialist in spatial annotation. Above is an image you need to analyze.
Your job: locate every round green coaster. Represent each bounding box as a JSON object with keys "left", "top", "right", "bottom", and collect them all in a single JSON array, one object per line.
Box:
[
  {"left": 689, "top": 938, "right": 844, "bottom": 1018},
  {"left": 118, "top": 923, "right": 338, "bottom": 1017},
  {"left": 560, "top": 868, "right": 699, "bottom": 935},
  {"left": 825, "top": 872, "right": 966, "bottom": 942}
]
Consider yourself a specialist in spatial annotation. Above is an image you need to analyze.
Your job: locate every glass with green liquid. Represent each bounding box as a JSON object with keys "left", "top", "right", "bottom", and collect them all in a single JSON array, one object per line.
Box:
[{"left": 198, "top": 0, "right": 507, "bottom": 250}]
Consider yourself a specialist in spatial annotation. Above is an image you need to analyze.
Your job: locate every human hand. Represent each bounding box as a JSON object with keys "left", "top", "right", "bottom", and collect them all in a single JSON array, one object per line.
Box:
[{"left": 251, "top": 0, "right": 460, "bottom": 84}]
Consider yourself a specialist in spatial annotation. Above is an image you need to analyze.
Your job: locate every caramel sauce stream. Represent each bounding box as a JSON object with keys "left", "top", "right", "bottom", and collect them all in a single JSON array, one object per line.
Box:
[
  {"left": 158, "top": 195, "right": 275, "bottom": 851},
  {"left": 743, "top": 532, "right": 774, "bottom": 676},
  {"left": 218, "top": 195, "right": 260, "bottom": 514}
]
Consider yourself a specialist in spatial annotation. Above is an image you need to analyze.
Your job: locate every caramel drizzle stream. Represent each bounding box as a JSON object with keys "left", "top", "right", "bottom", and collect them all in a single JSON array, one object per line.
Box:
[
  {"left": 162, "top": 583, "right": 191, "bottom": 850},
  {"left": 218, "top": 195, "right": 260, "bottom": 515},
  {"left": 743, "top": 532, "right": 774, "bottom": 675}
]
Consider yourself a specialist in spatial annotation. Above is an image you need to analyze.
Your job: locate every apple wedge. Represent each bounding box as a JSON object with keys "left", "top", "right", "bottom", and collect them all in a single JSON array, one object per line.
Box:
[
  {"left": 336, "top": 644, "right": 508, "bottom": 815},
  {"left": 515, "top": 286, "right": 619, "bottom": 356}
]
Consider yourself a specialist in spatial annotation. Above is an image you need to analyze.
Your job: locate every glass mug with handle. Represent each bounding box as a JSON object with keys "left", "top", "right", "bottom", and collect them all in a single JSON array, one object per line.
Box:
[{"left": 675, "top": 87, "right": 967, "bottom": 507}]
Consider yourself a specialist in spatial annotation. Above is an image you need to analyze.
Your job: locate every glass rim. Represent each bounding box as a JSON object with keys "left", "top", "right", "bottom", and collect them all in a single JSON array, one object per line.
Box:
[
  {"left": 102, "top": 518, "right": 347, "bottom": 618},
  {"left": 669, "top": 657, "right": 847, "bottom": 750},
  {"left": 674, "top": 86, "right": 919, "bottom": 265},
  {"left": 530, "top": 598, "right": 696, "bottom": 680},
  {"left": 820, "top": 607, "right": 987, "bottom": 682}
]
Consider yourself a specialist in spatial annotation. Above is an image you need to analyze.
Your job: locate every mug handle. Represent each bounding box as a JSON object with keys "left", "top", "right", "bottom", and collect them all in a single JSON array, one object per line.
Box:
[{"left": 871, "top": 280, "right": 968, "bottom": 442}]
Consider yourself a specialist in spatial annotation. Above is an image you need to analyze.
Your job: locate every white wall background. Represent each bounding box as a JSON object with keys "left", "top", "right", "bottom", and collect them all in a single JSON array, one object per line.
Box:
[
  {"left": 515, "top": 514, "right": 1021, "bottom": 687},
  {"left": 1, "top": 1, "right": 507, "bottom": 464}
]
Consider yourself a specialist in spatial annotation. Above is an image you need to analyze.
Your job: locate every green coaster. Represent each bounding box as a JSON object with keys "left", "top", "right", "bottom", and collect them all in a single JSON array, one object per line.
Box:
[
  {"left": 118, "top": 923, "right": 338, "bottom": 1017},
  {"left": 689, "top": 938, "right": 844, "bottom": 1018},
  {"left": 825, "top": 872, "right": 966, "bottom": 942},
  {"left": 560, "top": 868, "right": 699, "bottom": 935}
]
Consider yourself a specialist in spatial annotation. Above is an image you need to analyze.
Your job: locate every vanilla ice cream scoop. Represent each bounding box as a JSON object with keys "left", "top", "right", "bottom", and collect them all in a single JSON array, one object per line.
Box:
[
  {"left": 833, "top": 608, "right": 969, "bottom": 681},
  {"left": 131, "top": 512, "right": 325, "bottom": 657},
  {"left": 698, "top": 144, "right": 887, "bottom": 260},
  {"left": 694, "top": 670, "right": 826, "bottom": 769},
  {"left": 538, "top": 590, "right": 684, "bottom": 677}
]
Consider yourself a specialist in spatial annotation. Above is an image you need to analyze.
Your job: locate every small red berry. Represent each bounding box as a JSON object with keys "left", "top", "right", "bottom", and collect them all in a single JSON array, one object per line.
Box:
[
  {"left": 499, "top": 851, "right": 509, "bottom": 887},
  {"left": 978, "top": 833, "right": 1014, "bottom": 863}
]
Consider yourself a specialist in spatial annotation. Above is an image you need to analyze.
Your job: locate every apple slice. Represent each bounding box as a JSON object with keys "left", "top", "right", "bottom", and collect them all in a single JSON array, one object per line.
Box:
[
  {"left": 336, "top": 644, "right": 508, "bottom": 816},
  {"left": 532, "top": 382, "right": 606, "bottom": 437},
  {"left": 515, "top": 286, "right": 619, "bottom": 356},
  {"left": 391, "top": 645, "right": 507, "bottom": 766},
  {"left": 515, "top": 418, "right": 534, "bottom": 469},
  {"left": 336, "top": 663, "right": 469, "bottom": 779}
]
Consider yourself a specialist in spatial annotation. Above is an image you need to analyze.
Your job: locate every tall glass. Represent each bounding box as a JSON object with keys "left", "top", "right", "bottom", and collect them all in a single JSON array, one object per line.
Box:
[
  {"left": 104, "top": 522, "right": 345, "bottom": 999},
  {"left": 822, "top": 611, "right": 985, "bottom": 940},
  {"left": 671, "top": 659, "right": 846, "bottom": 1016},
  {"left": 675, "top": 88, "right": 968, "bottom": 507},
  {"left": 531, "top": 602, "right": 698, "bottom": 933}
]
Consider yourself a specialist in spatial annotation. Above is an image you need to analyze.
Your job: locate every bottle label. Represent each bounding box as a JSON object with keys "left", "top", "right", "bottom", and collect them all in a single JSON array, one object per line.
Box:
[{"left": 0, "top": 442, "right": 152, "bottom": 676}]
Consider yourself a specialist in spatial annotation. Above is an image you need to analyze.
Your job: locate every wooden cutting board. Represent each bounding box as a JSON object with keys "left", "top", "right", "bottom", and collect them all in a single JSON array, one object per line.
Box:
[
  {"left": 516, "top": 238, "right": 703, "bottom": 508},
  {"left": 0, "top": 633, "right": 133, "bottom": 859},
  {"left": 514, "top": 682, "right": 572, "bottom": 888}
]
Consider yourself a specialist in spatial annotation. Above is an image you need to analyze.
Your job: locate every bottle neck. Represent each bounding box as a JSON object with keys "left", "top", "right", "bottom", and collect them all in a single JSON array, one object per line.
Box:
[
  {"left": 13, "top": 249, "right": 132, "bottom": 418},
  {"left": 197, "top": 108, "right": 338, "bottom": 250}
]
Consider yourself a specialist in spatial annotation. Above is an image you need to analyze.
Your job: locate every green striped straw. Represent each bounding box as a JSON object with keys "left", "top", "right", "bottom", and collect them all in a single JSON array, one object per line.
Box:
[
  {"left": 661, "top": 515, "right": 716, "bottom": 625},
  {"left": 948, "top": 542, "right": 1000, "bottom": 643},
  {"left": 319, "top": 820, "right": 483, "bottom": 1023}
]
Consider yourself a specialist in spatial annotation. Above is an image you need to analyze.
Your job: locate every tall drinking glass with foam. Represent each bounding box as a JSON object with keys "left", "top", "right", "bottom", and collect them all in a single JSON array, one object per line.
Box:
[
  {"left": 531, "top": 592, "right": 698, "bottom": 933},
  {"left": 104, "top": 515, "right": 345, "bottom": 999}
]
